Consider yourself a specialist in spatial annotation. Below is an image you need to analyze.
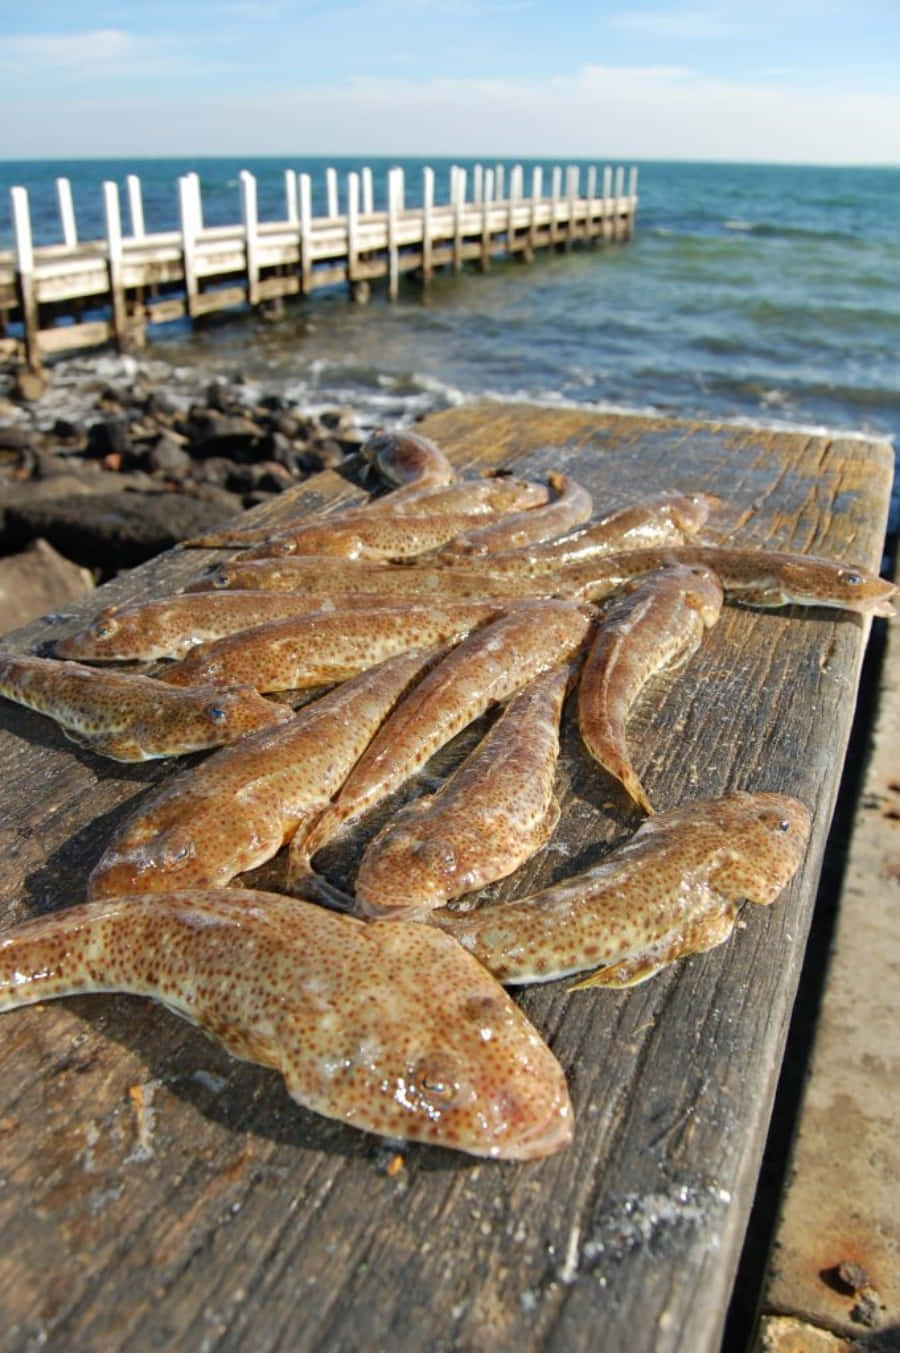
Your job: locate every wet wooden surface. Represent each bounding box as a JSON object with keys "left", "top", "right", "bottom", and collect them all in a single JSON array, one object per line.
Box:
[{"left": 0, "top": 403, "right": 894, "bottom": 1353}]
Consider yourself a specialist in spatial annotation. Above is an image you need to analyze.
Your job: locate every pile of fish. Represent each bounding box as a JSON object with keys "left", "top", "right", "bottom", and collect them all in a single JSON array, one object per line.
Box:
[{"left": 0, "top": 429, "right": 896, "bottom": 1161}]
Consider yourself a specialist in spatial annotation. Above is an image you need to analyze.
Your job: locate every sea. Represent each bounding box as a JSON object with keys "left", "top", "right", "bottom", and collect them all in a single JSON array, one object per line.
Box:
[{"left": 2, "top": 156, "right": 898, "bottom": 533}]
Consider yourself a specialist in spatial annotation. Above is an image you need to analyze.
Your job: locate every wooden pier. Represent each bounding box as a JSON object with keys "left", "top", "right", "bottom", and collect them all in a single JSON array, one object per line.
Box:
[{"left": 1, "top": 163, "right": 638, "bottom": 371}]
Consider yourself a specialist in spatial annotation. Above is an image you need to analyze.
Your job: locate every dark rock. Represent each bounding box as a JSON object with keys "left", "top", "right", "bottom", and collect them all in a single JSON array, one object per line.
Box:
[
  {"left": 87, "top": 416, "right": 131, "bottom": 459},
  {"left": 314, "top": 437, "right": 347, "bottom": 470},
  {"left": 319, "top": 407, "right": 357, "bottom": 433},
  {"left": 4, "top": 491, "right": 236, "bottom": 572},
  {"left": 192, "top": 416, "right": 271, "bottom": 463},
  {"left": 206, "top": 380, "right": 235, "bottom": 413},
  {"left": 148, "top": 434, "right": 193, "bottom": 479},
  {"left": 253, "top": 462, "right": 296, "bottom": 494},
  {"left": 51, "top": 416, "right": 86, "bottom": 444},
  {"left": 143, "top": 389, "right": 179, "bottom": 419},
  {"left": 259, "top": 393, "right": 287, "bottom": 413}
]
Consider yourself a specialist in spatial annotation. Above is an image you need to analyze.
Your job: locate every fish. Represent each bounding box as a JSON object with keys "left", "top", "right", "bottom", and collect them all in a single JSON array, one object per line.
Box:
[
  {"left": 185, "top": 557, "right": 556, "bottom": 600},
  {"left": 0, "top": 653, "right": 291, "bottom": 761},
  {"left": 0, "top": 889, "right": 572, "bottom": 1160},
  {"left": 439, "top": 473, "right": 593, "bottom": 559},
  {"left": 469, "top": 493, "right": 720, "bottom": 575},
  {"left": 52, "top": 591, "right": 373, "bottom": 663},
  {"left": 88, "top": 648, "right": 441, "bottom": 898},
  {"left": 557, "top": 545, "right": 899, "bottom": 616},
  {"left": 577, "top": 564, "right": 724, "bottom": 814},
  {"left": 238, "top": 507, "right": 538, "bottom": 563},
  {"left": 158, "top": 600, "right": 506, "bottom": 693},
  {"left": 359, "top": 427, "right": 458, "bottom": 490},
  {"left": 291, "top": 600, "right": 594, "bottom": 887},
  {"left": 355, "top": 663, "right": 573, "bottom": 919},
  {"left": 433, "top": 791, "right": 811, "bottom": 987},
  {"left": 183, "top": 477, "right": 550, "bottom": 550}
]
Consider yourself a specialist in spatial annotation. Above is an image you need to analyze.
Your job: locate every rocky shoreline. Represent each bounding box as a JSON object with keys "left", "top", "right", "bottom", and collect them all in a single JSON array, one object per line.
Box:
[{"left": 0, "top": 354, "right": 379, "bottom": 633}]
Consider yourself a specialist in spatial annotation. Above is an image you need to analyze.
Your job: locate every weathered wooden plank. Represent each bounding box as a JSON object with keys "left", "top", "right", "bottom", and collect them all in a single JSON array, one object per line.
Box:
[{"left": 1, "top": 405, "right": 890, "bottom": 1353}]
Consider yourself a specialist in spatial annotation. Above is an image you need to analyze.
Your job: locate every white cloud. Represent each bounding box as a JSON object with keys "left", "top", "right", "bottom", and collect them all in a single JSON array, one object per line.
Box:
[
  {"left": 5, "top": 62, "right": 899, "bottom": 163},
  {"left": 4, "top": 29, "right": 135, "bottom": 68},
  {"left": 609, "top": 8, "right": 737, "bottom": 39}
]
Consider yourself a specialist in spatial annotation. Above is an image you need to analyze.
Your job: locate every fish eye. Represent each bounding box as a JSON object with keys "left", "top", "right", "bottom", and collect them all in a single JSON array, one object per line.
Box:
[
  {"left": 410, "top": 1053, "right": 463, "bottom": 1107},
  {"left": 206, "top": 704, "right": 228, "bottom": 723},
  {"left": 92, "top": 617, "right": 118, "bottom": 638},
  {"left": 839, "top": 570, "right": 862, "bottom": 586},
  {"left": 210, "top": 571, "right": 230, "bottom": 588}
]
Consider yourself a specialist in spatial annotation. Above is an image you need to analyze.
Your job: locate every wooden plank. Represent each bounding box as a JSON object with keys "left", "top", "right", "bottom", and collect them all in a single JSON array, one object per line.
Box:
[
  {"left": 178, "top": 175, "right": 200, "bottom": 319},
  {"left": 36, "top": 319, "right": 114, "bottom": 354},
  {"left": 103, "top": 181, "right": 127, "bottom": 352},
  {"left": 421, "top": 165, "right": 434, "bottom": 286},
  {"left": 0, "top": 405, "right": 893, "bottom": 1353},
  {"left": 298, "top": 173, "right": 313, "bottom": 294},
  {"left": 240, "top": 171, "right": 260, "bottom": 308}
]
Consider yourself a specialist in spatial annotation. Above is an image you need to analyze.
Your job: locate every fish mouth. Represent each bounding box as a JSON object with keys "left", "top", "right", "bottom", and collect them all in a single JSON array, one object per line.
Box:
[{"left": 491, "top": 1083, "right": 574, "bottom": 1162}]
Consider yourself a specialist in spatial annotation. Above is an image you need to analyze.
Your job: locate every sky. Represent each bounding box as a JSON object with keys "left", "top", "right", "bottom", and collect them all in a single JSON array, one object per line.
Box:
[{"left": 1, "top": 1, "right": 899, "bottom": 164}]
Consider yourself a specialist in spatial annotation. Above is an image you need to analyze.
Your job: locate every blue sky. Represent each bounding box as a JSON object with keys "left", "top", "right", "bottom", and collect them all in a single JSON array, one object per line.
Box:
[{"left": 2, "top": 2, "right": 899, "bottom": 162}]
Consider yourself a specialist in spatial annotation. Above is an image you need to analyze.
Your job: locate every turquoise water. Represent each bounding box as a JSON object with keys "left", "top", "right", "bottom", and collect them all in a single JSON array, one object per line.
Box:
[{"left": 2, "top": 157, "right": 898, "bottom": 530}]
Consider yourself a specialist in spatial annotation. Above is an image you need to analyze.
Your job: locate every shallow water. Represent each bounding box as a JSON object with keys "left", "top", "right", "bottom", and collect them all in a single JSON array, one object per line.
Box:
[{"left": 3, "top": 157, "right": 898, "bottom": 530}]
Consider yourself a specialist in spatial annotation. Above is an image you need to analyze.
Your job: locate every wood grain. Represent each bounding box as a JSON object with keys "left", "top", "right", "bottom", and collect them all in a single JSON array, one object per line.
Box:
[{"left": 0, "top": 404, "right": 893, "bottom": 1353}]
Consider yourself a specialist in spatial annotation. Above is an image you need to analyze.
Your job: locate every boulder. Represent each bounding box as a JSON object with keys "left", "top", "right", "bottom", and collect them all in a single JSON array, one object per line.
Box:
[{"left": 0, "top": 538, "right": 94, "bottom": 636}]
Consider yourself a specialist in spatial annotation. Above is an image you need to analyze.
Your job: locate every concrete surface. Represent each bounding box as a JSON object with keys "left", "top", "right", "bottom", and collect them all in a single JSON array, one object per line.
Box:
[{"left": 753, "top": 552, "right": 900, "bottom": 1350}]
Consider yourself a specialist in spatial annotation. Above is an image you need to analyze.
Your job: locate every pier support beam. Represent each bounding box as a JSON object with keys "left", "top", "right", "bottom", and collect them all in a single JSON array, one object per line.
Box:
[{"left": 11, "top": 187, "right": 40, "bottom": 372}]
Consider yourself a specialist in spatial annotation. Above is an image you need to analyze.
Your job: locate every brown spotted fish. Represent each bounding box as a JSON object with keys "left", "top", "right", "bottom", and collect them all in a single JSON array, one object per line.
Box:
[
  {"left": 439, "top": 473, "right": 593, "bottom": 559},
  {"left": 355, "top": 663, "right": 573, "bottom": 919},
  {"left": 53, "top": 591, "right": 369, "bottom": 663},
  {"left": 0, "top": 653, "right": 290, "bottom": 761},
  {"left": 360, "top": 427, "right": 458, "bottom": 490},
  {"left": 238, "top": 507, "right": 535, "bottom": 563},
  {"left": 291, "top": 600, "right": 594, "bottom": 885},
  {"left": 473, "top": 493, "right": 720, "bottom": 575},
  {"left": 88, "top": 648, "right": 441, "bottom": 898},
  {"left": 577, "top": 564, "right": 724, "bottom": 814},
  {"left": 556, "top": 545, "right": 898, "bottom": 616},
  {"left": 433, "top": 791, "right": 811, "bottom": 987},
  {"left": 185, "top": 477, "right": 549, "bottom": 551},
  {"left": 0, "top": 889, "right": 572, "bottom": 1159},
  {"left": 158, "top": 600, "right": 505, "bottom": 693},
  {"left": 186, "top": 557, "right": 556, "bottom": 601}
]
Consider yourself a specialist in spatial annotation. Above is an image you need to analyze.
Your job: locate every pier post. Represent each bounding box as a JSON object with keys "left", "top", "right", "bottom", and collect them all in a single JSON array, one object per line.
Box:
[
  {"left": 362, "top": 167, "right": 374, "bottom": 215},
  {"left": 451, "top": 165, "right": 465, "bottom": 274},
  {"left": 566, "top": 165, "right": 578, "bottom": 247},
  {"left": 586, "top": 166, "right": 597, "bottom": 242},
  {"left": 240, "top": 170, "right": 260, "bottom": 307},
  {"left": 628, "top": 166, "right": 639, "bottom": 238},
  {"left": 103, "top": 180, "right": 128, "bottom": 352},
  {"left": 126, "top": 175, "right": 145, "bottom": 238},
  {"left": 11, "top": 187, "right": 40, "bottom": 371},
  {"left": 614, "top": 165, "right": 625, "bottom": 240},
  {"left": 326, "top": 167, "right": 339, "bottom": 219},
  {"left": 347, "top": 171, "right": 369, "bottom": 304},
  {"left": 480, "top": 168, "right": 494, "bottom": 271},
  {"left": 550, "top": 166, "right": 562, "bottom": 248},
  {"left": 284, "top": 169, "right": 298, "bottom": 225},
  {"left": 509, "top": 164, "right": 523, "bottom": 256},
  {"left": 55, "top": 178, "right": 77, "bottom": 247},
  {"left": 421, "top": 165, "right": 434, "bottom": 288},
  {"left": 178, "top": 175, "right": 200, "bottom": 318},
  {"left": 387, "top": 166, "right": 401, "bottom": 300},
  {"left": 528, "top": 167, "right": 542, "bottom": 261},
  {"left": 602, "top": 165, "right": 613, "bottom": 241},
  {"left": 494, "top": 163, "right": 505, "bottom": 202},
  {"left": 298, "top": 173, "right": 313, "bottom": 295},
  {"left": 186, "top": 172, "right": 204, "bottom": 229},
  {"left": 473, "top": 164, "right": 483, "bottom": 205}
]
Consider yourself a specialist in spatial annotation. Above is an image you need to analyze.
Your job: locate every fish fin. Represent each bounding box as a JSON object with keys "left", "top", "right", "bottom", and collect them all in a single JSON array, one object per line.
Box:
[
  {"left": 62, "top": 727, "right": 146, "bottom": 762},
  {"left": 568, "top": 955, "right": 670, "bottom": 990}
]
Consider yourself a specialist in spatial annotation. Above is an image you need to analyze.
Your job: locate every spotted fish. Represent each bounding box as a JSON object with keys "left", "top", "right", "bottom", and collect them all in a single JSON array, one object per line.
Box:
[
  {"left": 158, "top": 600, "right": 506, "bottom": 693},
  {"left": 355, "top": 663, "right": 573, "bottom": 918},
  {"left": 88, "top": 648, "right": 441, "bottom": 898},
  {"left": 0, "top": 889, "right": 572, "bottom": 1159},
  {"left": 291, "top": 600, "right": 594, "bottom": 886},
  {"left": 556, "top": 545, "right": 898, "bottom": 616},
  {"left": 439, "top": 473, "right": 593, "bottom": 559},
  {"left": 0, "top": 653, "right": 290, "bottom": 761},
  {"left": 577, "top": 564, "right": 724, "bottom": 814},
  {"left": 433, "top": 791, "right": 811, "bottom": 986}
]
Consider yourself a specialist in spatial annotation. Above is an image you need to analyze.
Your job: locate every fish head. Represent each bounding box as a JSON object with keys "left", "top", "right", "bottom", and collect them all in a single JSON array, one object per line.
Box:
[
  {"left": 153, "top": 684, "right": 293, "bottom": 743},
  {"left": 679, "top": 563, "right": 725, "bottom": 626},
  {"left": 286, "top": 917, "right": 572, "bottom": 1159},
  {"left": 355, "top": 818, "right": 463, "bottom": 917},
  {"left": 360, "top": 430, "right": 455, "bottom": 489},
  {"left": 734, "top": 556, "right": 897, "bottom": 616},
  {"left": 703, "top": 791, "right": 811, "bottom": 905},
  {"left": 53, "top": 606, "right": 132, "bottom": 661}
]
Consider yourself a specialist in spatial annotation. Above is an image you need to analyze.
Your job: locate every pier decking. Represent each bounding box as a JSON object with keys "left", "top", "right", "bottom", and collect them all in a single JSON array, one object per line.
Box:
[{"left": 2, "top": 163, "right": 638, "bottom": 369}]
